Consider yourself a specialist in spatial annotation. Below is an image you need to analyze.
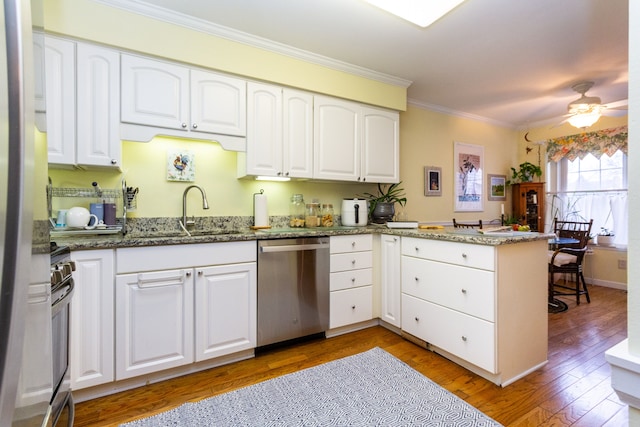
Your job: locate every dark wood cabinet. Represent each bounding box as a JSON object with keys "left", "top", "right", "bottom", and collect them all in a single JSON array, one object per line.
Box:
[{"left": 512, "top": 182, "right": 545, "bottom": 232}]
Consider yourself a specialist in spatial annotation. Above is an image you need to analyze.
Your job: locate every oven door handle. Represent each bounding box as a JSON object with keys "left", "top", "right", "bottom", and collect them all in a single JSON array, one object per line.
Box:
[{"left": 51, "top": 279, "right": 74, "bottom": 316}]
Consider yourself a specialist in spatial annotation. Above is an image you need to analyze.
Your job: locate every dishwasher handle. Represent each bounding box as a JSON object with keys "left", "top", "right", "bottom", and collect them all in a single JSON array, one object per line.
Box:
[{"left": 260, "top": 242, "right": 330, "bottom": 253}]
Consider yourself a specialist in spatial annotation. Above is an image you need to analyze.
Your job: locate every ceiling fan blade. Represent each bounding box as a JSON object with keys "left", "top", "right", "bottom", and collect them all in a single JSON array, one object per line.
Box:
[{"left": 604, "top": 99, "right": 628, "bottom": 109}]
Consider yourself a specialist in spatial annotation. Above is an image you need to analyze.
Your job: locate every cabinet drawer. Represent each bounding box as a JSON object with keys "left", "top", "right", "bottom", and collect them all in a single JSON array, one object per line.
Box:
[
  {"left": 402, "top": 237, "right": 495, "bottom": 271},
  {"left": 402, "top": 294, "right": 496, "bottom": 373},
  {"left": 330, "top": 268, "right": 372, "bottom": 291},
  {"left": 330, "top": 251, "right": 372, "bottom": 272},
  {"left": 330, "top": 234, "right": 372, "bottom": 254},
  {"left": 330, "top": 286, "right": 373, "bottom": 329},
  {"left": 117, "top": 241, "right": 256, "bottom": 273},
  {"left": 401, "top": 257, "right": 495, "bottom": 321}
]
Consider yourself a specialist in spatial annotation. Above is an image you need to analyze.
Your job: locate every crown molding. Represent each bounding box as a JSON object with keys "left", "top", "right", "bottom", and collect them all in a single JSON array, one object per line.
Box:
[
  {"left": 408, "top": 98, "right": 516, "bottom": 130},
  {"left": 96, "top": 0, "right": 412, "bottom": 89}
]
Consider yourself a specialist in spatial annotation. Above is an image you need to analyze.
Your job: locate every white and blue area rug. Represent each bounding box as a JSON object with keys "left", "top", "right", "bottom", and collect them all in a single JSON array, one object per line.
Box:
[{"left": 121, "top": 347, "right": 502, "bottom": 426}]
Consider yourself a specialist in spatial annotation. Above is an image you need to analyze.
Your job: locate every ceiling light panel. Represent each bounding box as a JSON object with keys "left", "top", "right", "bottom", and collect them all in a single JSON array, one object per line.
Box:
[{"left": 363, "top": 0, "right": 466, "bottom": 28}]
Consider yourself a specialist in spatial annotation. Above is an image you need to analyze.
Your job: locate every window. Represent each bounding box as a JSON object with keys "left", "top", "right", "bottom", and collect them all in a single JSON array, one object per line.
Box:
[{"left": 547, "top": 152, "right": 628, "bottom": 245}]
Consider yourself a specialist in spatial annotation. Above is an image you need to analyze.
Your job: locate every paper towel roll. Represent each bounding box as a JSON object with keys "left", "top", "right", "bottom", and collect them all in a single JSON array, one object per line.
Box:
[{"left": 254, "top": 193, "right": 269, "bottom": 227}]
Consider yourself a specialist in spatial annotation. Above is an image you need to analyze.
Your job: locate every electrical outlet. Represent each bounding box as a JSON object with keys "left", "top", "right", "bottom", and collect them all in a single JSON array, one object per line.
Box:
[{"left": 618, "top": 259, "right": 627, "bottom": 269}]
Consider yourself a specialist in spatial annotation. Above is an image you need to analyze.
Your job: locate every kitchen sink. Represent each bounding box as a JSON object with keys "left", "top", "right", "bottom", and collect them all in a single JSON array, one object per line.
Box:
[{"left": 129, "top": 229, "right": 243, "bottom": 238}]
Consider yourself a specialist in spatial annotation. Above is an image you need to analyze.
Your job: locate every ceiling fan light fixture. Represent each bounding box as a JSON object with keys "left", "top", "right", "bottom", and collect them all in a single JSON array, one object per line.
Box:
[
  {"left": 568, "top": 111, "right": 601, "bottom": 129},
  {"left": 363, "top": 0, "right": 466, "bottom": 28}
]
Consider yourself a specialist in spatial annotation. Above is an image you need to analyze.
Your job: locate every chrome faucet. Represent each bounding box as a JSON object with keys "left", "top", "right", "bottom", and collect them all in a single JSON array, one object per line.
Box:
[{"left": 181, "top": 185, "right": 209, "bottom": 232}]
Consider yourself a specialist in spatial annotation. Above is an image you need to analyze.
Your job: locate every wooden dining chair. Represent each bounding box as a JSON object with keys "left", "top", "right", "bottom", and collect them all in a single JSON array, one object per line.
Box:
[
  {"left": 453, "top": 219, "right": 483, "bottom": 229},
  {"left": 548, "top": 218, "right": 593, "bottom": 305}
]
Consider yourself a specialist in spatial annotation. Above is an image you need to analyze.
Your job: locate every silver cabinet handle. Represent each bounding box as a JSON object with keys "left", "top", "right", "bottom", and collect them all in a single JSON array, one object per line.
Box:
[
  {"left": 351, "top": 305, "right": 356, "bottom": 310},
  {"left": 261, "top": 242, "right": 330, "bottom": 253},
  {"left": 185, "top": 271, "right": 191, "bottom": 277},
  {"left": 415, "top": 317, "right": 420, "bottom": 322},
  {"left": 110, "top": 159, "right": 117, "bottom": 165},
  {"left": 414, "top": 276, "right": 419, "bottom": 282},
  {"left": 197, "top": 270, "right": 203, "bottom": 276},
  {"left": 461, "top": 336, "right": 467, "bottom": 342},
  {"left": 192, "top": 123, "right": 198, "bottom": 129},
  {"left": 461, "top": 288, "right": 467, "bottom": 294},
  {"left": 351, "top": 277, "right": 356, "bottom": 282},
  {"left": 462, "top": 253, "right": 468, "bottom": 258},
  {"left": 181, "top": 122, "right": 188, "bottom": 128}
]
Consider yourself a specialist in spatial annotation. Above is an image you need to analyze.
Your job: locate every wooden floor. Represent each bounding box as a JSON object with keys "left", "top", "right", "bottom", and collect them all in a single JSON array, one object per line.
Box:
[{"left": 72, "top": 285, "right": 628, "bottom": 427}]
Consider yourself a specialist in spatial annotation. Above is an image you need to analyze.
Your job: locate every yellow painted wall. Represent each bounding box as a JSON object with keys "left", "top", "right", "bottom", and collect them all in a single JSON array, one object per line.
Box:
[
  {"left": 584, "top": 247, "right": 628, "bottom": 289},
  {"left": 43, "top": 0, "right": 406, "bottom": 111},
  {"left": 397, "top": 104, "right": 517, "bottom": 224}
]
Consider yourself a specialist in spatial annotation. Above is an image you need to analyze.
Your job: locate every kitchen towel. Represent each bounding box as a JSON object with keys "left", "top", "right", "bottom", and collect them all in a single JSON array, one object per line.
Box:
[{"left": 254, "top": 193, "right": 268, "bottom": 227}]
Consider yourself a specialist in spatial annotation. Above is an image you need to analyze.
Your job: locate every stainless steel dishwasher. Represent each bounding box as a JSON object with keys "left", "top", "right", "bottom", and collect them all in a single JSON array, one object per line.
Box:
[{"left": 257, "top": 237, "right": 330, "bottom": 347}]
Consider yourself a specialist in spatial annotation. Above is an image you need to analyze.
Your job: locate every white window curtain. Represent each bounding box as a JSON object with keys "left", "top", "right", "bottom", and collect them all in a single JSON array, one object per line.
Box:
[{"left": 545, "top": 192, "right": 628, "bottom": 245}]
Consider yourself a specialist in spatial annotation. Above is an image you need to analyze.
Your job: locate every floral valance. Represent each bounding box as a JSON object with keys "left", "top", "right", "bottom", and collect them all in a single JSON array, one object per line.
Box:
[{"left": 546, "top": 125, "right": 628, "bottom": 162}]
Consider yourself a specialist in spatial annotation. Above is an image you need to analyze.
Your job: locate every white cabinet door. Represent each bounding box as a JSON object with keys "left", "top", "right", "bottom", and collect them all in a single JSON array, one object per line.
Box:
[
  {"left": 121, "top": 54, "right": 190, "bottom": 130},
  {"left": 283, "top": 89, "right": 313, "bottom": 178},
  {"left": 362, "top": 107, "right": 399, "bottom": 183},
  {"left": 246, "top": 82, "right": 283, "bottom": 177},
  {"left": 33, "top": 31, "right": 46, "bottom": 113},
  {"left": 70, "top": 250, "right": 115, "bottom": 390},
  {"left": 314, "top": 95, "right": 360, "bottom": 181},
  {"left": 380, "top": 234, "right": 401, "bottom": 327},
  {"left": 190, "top": 69, "right": 246, "bottom": 136},
  {"left": 76, "top": 43, "right": 121, "bottom": 168},
  {"left": 115, "top": 269, "right": 194, "bottom": 380},
  {"left": 194, "top": 262, "right": 257, "bottom": 361},
  {"left": 45, "top": 36, "right": 75, "bottom": 166}
]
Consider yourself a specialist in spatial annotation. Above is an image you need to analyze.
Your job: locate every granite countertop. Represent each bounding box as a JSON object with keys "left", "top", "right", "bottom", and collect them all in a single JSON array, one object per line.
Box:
[{"left": 52, "top": 223, "right": 554, "bottom": 251}]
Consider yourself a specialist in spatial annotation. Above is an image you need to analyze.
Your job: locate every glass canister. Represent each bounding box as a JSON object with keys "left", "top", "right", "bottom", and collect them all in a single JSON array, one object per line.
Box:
[
  {"left": 320, "top": 204, "right": 334, "bottom": 227},
  {"left": 289, "top": 194, "right": 305, "bottom": 227},
  {"left": 305, "top": 203, "right": 320, "bottom": 228}
]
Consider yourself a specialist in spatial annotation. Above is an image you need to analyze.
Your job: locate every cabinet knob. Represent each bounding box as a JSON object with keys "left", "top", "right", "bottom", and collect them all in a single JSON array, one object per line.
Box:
[
  {"left": 415, "top": 316, "right": 420, "bottom": 322},
  {"left": 362, "top": 177, "right": 366, "bottom": 182},
  {"left": 277, "top": 171, "right": 282, "bottom": 176},
  {"left": 351, "top": 277, "right": 356, "bottom": 283},
  {"left": 351, "top": 305, "right": 356, "bottom": 310},
  {"left": 181, "top": 122, "right": 188, "bottom": 128},
  {"left": 461, "top": 288, "right": 467, "bottom": 294},
  {"left": 185, "top": 271, "right": 191, "bottom": 277},
  {"left": 285, "top": 172, "right": 290, "bottom": 176},
  {"left": 198, "top": 270, "right": 203, "bottom": 276},
  {"left": 351, "top": 241, "right": 356, "bottom": 247},
  {"left": 414, "top": 276, "right": 419, "bottom": 282},
  {"left": 461, "top": 336, "right": 467, "bottom": 342},
  {"left": 351, "top": 259, "right": 356, "bottom": 265},
  {"left": 192, "top": 123, "right": 198, "bottom": 129},
  {"left": 461, "top": 253, "right": 468, "bottom": 258},
  {"left": 414, "top": 247, "right": 419, "bottom": 252},
  {"left": 110, "top": 159, "right": 117, "bottom": 165}
]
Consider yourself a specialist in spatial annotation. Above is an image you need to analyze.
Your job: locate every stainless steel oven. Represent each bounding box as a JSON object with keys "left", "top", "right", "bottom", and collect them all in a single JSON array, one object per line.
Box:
[{"left": 49, "top": 244, "right": 75, "bottom": 426}]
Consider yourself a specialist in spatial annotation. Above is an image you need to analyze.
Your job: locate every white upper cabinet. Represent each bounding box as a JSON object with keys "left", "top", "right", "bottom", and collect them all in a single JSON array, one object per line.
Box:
[
  {"left": 314, "top": 96, "right": 360, "bottom": 181},
  {"left": 120, "top": 54, "right": 246, "bottom": 150},
  {"left": 45, "top": 36, "right": 121, "bottom": 169},
  {"left": 76, "top": 43, "right": 121, "bottom": 168},
  {"left": 283, "top": 88, "right": 314, "bottom": 178},
  {"left": 191, "top": 69, "right": 246, "bottom": 136},
  {"left": 314, "top": 95, "right": 399, "bottom": 183},
  {"left": 240, "top": 83, "right": 313, "bottom": 179},
  {"left": 45, "top": 36, "right": 75, "bottom": 167},
  {"left": 362, "top": 106, "right": 399, "bottom": 183},
  {"left": 121, "top": 54, "right": 190, "bottom": 130}
]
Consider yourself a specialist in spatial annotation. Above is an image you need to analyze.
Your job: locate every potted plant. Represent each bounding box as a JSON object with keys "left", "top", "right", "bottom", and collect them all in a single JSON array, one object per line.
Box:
[
  {"left": 506, "top": 161, "right": 542, "bottom": 185},
  {"left": 360, "top": 182, "right": 407, "bottom": 224},
  {"left": 597, "top": 228, "right": 615, "bottom": 246}
]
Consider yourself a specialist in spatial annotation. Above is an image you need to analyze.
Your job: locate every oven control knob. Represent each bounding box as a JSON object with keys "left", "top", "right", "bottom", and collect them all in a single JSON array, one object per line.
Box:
[
  {"left": 51, "top": 270, "right": 64, "bottom": 285},
  {"left": 61, "top": 262, "right": 75, "bottom": 277}
]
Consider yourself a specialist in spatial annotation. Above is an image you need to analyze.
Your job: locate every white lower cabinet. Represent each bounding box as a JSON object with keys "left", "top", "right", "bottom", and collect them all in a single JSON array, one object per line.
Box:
[
  {"left": 194, "top": 263, "right": 257, "bottom": 361},
  {"left": 329, "top": 235, "right": 373, "bottom": 329},
  {"left": 400, "top": 237, "right": 548, "bottom": 386},
  {"left": 115, "top": 269, "right": 194, "bottom": 380},
  {"left": 114, "top": 241, "right": 257, "bottom": 381},
  {"left": 70, "top": 249, "right": 115, "bottom": 390},
  {"left": 379, "top": 234, "right": 401, "bottom": 328}
]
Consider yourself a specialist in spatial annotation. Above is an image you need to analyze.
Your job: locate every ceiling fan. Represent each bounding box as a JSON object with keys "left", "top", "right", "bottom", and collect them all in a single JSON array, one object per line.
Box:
[{"left": 558, "top": 81, "right": 628, "bottom": 129}]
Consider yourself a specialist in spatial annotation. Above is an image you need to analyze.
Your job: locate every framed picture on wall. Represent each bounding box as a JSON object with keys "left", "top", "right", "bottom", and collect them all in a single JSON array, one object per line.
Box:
[
  {"left": 454, "top": 142, "right": 484, "bottom": 212},
  {"left": 424, "top": 166, "right": 442, "bottom": 196},
  {"left": 487, "top": 174, "right": 507, "bottom": 201}
]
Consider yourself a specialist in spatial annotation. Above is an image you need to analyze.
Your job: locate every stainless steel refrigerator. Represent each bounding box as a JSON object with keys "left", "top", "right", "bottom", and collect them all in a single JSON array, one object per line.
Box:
[{"left": 1, "top": 0, "right": 48, "bottom": 425}]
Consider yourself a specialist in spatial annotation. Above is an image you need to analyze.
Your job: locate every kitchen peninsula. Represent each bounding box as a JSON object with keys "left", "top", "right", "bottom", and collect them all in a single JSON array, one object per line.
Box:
[{"left": 58, "top": 224, "right": 549, "bottom": 402}]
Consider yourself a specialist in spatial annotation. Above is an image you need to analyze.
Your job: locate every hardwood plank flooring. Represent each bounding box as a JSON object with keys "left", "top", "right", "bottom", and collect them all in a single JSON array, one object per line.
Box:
[{"left": 72, "top": 285, "right": 628, "bottom": 426}]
